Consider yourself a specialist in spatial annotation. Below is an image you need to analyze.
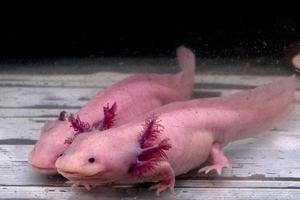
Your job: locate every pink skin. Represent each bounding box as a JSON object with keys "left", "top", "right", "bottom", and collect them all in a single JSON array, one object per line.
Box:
[
  {"left": 292, "top": 54, "right": 300, "bottom": 73},
  {"left": 55, "top": 76, "right": 295, "bottom": 195},
  {"left": 28, "top": 46, "right": 196, "bottom": 174}
]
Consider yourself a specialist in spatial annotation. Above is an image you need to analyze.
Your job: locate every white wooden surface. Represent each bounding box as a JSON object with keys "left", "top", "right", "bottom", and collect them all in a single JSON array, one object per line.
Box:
[{"left": 0, "top": 59, "right": 300, "bottom": 199}]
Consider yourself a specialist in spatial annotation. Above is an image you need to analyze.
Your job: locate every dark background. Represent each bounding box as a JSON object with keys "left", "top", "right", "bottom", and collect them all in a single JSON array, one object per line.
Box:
[{"left": 1, "top": 16, "right": 300, "bottom": 59}]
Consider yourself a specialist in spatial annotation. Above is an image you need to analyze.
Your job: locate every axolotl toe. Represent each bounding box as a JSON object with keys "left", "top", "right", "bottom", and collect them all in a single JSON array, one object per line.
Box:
[
  {"left": 28, "top": 46, "right": 196, "bottom": 174},
  {"left": 56, "top": 76, "right": 295, "bottom": 195}
]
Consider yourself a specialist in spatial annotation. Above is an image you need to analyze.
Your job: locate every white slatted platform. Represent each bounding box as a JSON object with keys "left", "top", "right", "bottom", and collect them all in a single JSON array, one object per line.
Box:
[{"left": 0, "top": 58, "right": 299, "bottom": 199}]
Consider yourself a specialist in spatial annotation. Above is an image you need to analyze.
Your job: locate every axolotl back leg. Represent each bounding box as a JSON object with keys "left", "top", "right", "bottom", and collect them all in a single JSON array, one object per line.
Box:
[
  {"left": 198, "top": 143, "right": 230, "bottom": 175},
  {"left": 128, "top": 116, "right": 175, "bottom": 196}
]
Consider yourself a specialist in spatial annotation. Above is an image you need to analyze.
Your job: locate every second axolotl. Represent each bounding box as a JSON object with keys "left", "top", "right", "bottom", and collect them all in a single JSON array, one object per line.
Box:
[
  {"left": 55, "top": 76, "right": 295, "bottom": 195},
  {"left": 28, "top": 46, "right": 195, "bottom": 174}
]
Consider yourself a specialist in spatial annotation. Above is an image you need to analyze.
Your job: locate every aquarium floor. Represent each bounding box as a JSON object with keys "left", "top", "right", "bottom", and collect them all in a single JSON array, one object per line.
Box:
[{"left": 0, "top": 58, "right": 299, "bottom": 199}]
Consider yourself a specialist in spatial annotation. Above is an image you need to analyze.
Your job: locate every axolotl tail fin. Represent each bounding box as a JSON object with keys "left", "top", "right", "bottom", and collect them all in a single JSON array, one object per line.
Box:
[{"left": 174, "top": 46, "right": 196, "bottom": 99}]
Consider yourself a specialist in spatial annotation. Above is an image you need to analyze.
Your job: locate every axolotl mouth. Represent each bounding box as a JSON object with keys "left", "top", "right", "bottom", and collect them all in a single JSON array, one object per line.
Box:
[
  {"left": 57, "top": 170, "right": 108, "bottom": 180},
  {"left": 58, "top": 171, "right": 115, "bottom": 190}
]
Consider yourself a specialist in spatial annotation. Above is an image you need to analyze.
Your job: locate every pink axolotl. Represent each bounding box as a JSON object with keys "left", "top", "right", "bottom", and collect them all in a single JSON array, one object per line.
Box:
[
  {"left": 55, "top": 76, "right": 295, "bottom": 195},
  {"left": 28, "top": 46, "right": 196, "bottom": 174}
]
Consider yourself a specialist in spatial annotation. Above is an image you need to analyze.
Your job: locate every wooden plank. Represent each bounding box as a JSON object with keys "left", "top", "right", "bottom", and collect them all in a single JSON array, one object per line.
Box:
[
  {"left": 0, "top": 75, "right": 124, "bottom": 88},
  {"left": 0, "top": 108, "right": 77, "bottom": 118},
  {"left": 175, "top": 179, "right": 300, "bottom": 188},
  {"left": 0, "top": 117, "right": 51, "bottom": 141},
  {"left": 0, "top": 87, "right": 96, "bottom": 108},
  {"left": 1, "top": 186, "right": 300, "bottom": 200},
  {"left": 0, "top": 74, "right": 125, "bottom": 88}
]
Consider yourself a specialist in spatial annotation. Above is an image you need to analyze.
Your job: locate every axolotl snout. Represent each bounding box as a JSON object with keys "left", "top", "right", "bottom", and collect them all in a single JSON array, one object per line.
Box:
[
  {"left": 56, "top": 76, "right": 295, "bottom": 195},
  {"left": 28, "top": 46, "right": 195, "bottom": 174}
]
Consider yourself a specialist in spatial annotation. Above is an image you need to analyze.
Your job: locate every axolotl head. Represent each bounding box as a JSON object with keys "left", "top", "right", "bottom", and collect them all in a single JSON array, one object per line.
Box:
[
  {"left": 28, "top": 119, "right": 76, "bottom": 174},
  {"left": 55, "top": 128, "right": 140, "bottom": 186},
  {"left": 55, "top": 116, "right": 171, "bottom": 187},
  {"left": 28, "top": 104, "right": 117, "bottom": 174}
]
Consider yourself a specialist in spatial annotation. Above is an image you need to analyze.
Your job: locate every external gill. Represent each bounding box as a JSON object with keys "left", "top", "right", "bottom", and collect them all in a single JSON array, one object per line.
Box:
[
  {"left": 68, "top": 114, "right": 92, "bottom": 133},
  {"left": 128, "top": 116, "right": 175, "bottom": 195},
  {"left": 99, "top": 102, "right": 117, "bottom": 131},
  {"left": 59, "top": 111, "right": 92, "bottom": 133},
  {"left": 59, "top": 111, "right": 93, "bottom": 145},
  {"left": 139, "top": 115, "right": 164, "bottom": 148},
  {"left": 61, "top": 102, "right": 118, "bottom": 145},
  {"left": 128, "top": 116, "right": 172, "bottom": 178},
  {"left": 138, "top": 138, "right": 171, "bottom": 161},
  {"left": 59, "top": 111, "right": 68, "bottom": 121}
]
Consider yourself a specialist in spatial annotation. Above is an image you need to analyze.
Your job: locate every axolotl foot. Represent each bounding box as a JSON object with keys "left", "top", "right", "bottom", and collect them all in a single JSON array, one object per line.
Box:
[
  {"left": 198, "top": 143, "right": 230, "bottom": 175},
  {"left": 149, "top": 177, "right": 175, "bottom": 196},
  {"left": 198, "top": 163, "right": 230, "bottom": 175}
]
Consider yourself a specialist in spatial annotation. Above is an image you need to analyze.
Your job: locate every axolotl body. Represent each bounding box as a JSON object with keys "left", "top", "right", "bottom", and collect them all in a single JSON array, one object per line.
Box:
[
  {"left": 28, "top": 46, "right": 196, "bottom": 174},
  {"left": 56, "top": 76, "right": 295, "bottom": 195}
]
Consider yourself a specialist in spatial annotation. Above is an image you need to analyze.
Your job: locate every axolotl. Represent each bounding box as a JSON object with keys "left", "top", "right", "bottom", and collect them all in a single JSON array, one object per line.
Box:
[
  {"left": 28, "top": 46, "right": 196, "bottom": 174},
  {"left": 55, "top": 76, "right": 295, "bottom": 195}
]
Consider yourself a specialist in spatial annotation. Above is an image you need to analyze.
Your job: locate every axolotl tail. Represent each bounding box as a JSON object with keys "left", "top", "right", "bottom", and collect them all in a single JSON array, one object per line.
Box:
[
  {"left": 217, "top": 75, "right": 295, "bottom": 143},
  {"left": 174, "top": 46, "right": 196, "bottom": 99}
]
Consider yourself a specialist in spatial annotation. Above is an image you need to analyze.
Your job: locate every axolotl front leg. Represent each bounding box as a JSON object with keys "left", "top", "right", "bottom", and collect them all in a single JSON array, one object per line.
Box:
[
  {"left": 130, "top": 160, "right": 175, "bottom": 196},
  {"left": 147, "top": 162, "right": 175, "bottom": 195}
]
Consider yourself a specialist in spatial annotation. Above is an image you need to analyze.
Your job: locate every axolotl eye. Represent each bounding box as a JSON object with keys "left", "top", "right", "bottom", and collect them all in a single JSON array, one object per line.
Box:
[{"left": 88, "top": 157, "right": 95, "bottom": 163}]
